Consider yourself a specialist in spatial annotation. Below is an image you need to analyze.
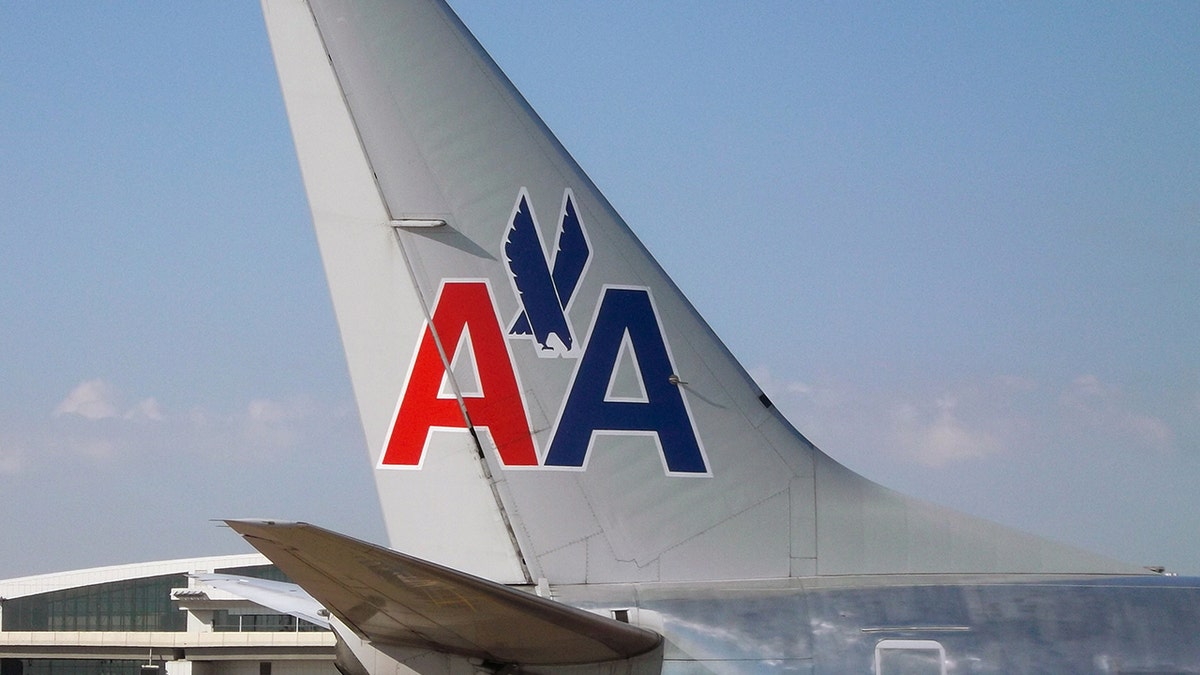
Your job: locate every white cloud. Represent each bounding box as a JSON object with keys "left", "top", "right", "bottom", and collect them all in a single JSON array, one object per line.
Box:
[
  {"left": 54, "top": 381, "right": 164, "bottom": 423},
  {"left": 240, "top": 397, "right": 322, "bottom": 453},
  {"left": 891, "top": 396, "right": 1002, "bottom": 468},
  {"left": 1123, "top": 413, "right": 1173, "bottom": 447},
  {"left": 748, "top": 366, "right": 813, "bottom": 397},
  {"left": 1062, "top": 374, "right": 1113, "bottom": 404},
  {"left": 247, "top": 398, "right": 288, "bottom": 424},
  {"left": 748, "top": 365, "right": 1014, "bottom": 469},
  {"left": 1060, "top": 374, "right": 1175, "bottom": 453},
  {"left": 54, "top": 379, "right": 119, "bottom": 420},
  {"left": 124, "top": 398, "right": 164, "bottom": 421}
]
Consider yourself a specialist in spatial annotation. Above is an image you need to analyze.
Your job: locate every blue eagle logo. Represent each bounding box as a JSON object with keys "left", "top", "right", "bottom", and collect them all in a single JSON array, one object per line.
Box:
[{"left": 503, "top": 188, "right": 590, "bottom": 356}]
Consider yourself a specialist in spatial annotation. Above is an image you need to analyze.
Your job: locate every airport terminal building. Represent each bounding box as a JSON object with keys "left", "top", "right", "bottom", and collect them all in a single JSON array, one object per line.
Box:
[{"left": 0, "top": 555, "right": 336, "bottom": 675}]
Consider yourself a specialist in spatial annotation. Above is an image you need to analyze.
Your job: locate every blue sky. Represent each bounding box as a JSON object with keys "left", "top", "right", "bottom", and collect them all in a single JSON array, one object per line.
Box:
[{"left": 1, "top": 2, "right": 1197, "bottom": 579}]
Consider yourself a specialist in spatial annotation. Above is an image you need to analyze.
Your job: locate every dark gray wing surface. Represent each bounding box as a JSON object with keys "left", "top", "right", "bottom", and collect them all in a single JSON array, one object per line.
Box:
[{"left": 224, "top": 520, "right": 661, "bottom": 666}]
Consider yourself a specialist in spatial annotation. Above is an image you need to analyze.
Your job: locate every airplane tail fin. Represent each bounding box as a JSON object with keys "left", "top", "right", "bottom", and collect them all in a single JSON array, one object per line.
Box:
[{"left": 261, "top": 0, "right": 1142, "bottom": 584}]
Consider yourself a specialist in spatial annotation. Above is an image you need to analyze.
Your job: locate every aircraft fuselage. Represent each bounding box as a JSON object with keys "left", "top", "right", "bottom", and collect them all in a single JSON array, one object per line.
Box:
[{"left": 553, "top": 574, "right": 1200, "bottom": 672}]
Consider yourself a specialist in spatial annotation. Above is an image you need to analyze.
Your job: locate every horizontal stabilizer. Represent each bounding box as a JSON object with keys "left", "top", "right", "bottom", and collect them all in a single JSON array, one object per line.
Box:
[
  {"left": 224, "top": 520, "right": 661, "bottom": 666},
  {"left": 193, "top": 573, "right": 330, "bottom": 629}
]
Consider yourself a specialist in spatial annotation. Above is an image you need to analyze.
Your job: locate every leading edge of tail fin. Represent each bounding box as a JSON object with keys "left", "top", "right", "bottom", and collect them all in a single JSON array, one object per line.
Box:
[{"left": 261, "top": 0, "right": 1143, "bottom": 584}]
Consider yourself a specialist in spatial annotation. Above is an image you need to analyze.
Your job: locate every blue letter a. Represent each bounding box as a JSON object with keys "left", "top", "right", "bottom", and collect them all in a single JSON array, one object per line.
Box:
[{"left": 545, "top": 287, "right": 707, "bottom": 474}]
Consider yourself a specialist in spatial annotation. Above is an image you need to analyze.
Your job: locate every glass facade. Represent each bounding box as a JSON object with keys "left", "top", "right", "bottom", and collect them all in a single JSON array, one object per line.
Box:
[
  {"left": 0, "top": 564, "right": 331, "bottom": 675},
  {"left": 0, "top": 565, "right": 325, "bottom": 635},
  {"left": 211, "top": 611, "right": 322, "bottom": 633},
  {"left": 2, "top": 660, "right": 152, "bottom": 675},
  {"left": 0, "top": 575, "right": 187, "bottom": 632}
]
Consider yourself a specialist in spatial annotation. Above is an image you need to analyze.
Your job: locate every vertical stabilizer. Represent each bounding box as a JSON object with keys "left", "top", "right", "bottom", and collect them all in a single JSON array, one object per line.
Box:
[{"left": 261, "top": 0, "right": 1144, "bottom": 584}]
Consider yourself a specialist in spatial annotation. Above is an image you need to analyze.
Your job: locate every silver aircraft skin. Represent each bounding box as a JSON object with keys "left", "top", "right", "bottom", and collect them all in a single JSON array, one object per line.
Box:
[{"left": 231, "top": 1, "right": 1200, "bottom": 673}]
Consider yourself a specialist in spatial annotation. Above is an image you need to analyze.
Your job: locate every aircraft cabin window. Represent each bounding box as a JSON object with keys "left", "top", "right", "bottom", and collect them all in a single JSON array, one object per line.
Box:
[{"left": 874, "top": 639, "right": 947, "bottom": 675}]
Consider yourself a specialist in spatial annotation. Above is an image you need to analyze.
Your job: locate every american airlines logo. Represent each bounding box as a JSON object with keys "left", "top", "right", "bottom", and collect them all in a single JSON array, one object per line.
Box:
[
  {"left": 380, "top": 188, "right": 709, "bottom": 475},
  {"left": 504, "top": 188, "right": 590, "bottom": 356}
]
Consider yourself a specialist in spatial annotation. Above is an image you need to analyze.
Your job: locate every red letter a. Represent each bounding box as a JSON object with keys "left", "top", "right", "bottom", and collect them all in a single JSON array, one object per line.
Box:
[{"left": 380, "top": 281, "right": 537, "bottom": 468}]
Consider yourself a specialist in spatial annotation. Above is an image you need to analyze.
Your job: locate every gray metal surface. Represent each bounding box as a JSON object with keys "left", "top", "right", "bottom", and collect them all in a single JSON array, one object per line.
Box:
[{"left": 556, "top": 574, "right": 1200, "bottom": 673}]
